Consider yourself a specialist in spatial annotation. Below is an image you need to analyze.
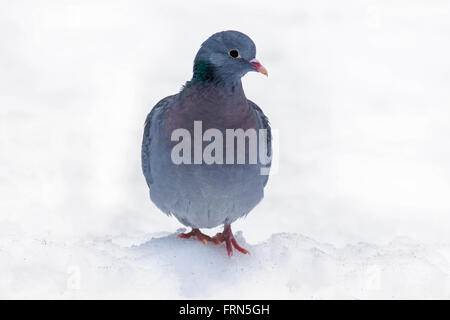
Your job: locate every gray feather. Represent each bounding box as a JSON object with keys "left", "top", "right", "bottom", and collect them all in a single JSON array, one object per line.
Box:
[{"left": 141, "top": 95, "right": 174, "bottom": 187}]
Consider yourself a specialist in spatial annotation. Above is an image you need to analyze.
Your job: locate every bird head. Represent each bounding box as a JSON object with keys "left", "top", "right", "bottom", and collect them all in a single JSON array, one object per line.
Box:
[{"left": 192, "top": 30, "right": 268, "bottom": 85}]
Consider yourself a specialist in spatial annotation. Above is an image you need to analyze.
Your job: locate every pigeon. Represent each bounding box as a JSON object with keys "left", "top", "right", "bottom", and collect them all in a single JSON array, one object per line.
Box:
[{"left": 141, "top": 30, "right": 271, "bottom": 257}]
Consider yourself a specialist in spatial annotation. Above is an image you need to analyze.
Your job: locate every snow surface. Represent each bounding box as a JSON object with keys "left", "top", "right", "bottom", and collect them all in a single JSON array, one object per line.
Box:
[
  {"left": 1, "top": 231, "right": 450, "bottom": 299},
  {"left": 1, "top": 0, "right": 450, "bottom": 299}
]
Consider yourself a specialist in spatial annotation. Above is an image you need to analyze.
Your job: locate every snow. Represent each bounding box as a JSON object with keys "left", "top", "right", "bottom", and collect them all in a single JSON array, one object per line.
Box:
[
  {"left": 1, "top": 231, "right": 449, "bottom": 299},
  {"left": 1, "top": 0, "right": 450, "bottom": 299}
]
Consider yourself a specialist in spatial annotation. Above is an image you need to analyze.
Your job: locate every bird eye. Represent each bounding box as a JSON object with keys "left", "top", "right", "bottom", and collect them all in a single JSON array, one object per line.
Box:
[{"left": 229, "top": 49, "right": 240, "bottom": 58}]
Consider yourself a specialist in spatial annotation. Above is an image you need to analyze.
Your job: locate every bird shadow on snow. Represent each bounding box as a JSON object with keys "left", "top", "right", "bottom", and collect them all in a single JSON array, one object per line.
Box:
[
  {"left": 110, "top": 230, "right": 450, "bottom": 299},
  {"left": 128, "top": 229, "right": 263, "bottom": 298}
]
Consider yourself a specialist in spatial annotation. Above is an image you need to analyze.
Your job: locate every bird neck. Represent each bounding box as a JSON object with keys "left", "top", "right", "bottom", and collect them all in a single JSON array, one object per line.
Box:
[
  {"left": 179, "top": 77, "right": 249, "bottom": 117},
  {"left": 185, "top": 60, "right": 243, "bottom": 92}
]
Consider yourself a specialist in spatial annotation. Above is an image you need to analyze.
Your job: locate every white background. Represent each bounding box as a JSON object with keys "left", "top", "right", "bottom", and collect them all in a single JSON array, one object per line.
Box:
[{"left": 1, "top": 0, "right": 450, "bottom": 298}]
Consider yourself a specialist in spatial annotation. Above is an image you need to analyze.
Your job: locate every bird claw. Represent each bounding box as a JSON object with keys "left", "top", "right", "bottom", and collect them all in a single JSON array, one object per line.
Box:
[
  {"left": 212, "top": 225, "right": 250, "bottom": 257},
  {"left": 177, "top": 228, "right": 214, "bottom": 245},
  {"left": 178, "top": 226, "right": 250, "bottom": 257}
]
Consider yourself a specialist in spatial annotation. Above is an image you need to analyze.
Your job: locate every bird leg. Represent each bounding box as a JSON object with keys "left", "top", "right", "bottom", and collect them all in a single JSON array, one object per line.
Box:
[
  {"left": 212, "top": 225, "right": 250, "bottom": 257},
  {"left": 177, "top": 228, "right": 215, "bottom": 245}
]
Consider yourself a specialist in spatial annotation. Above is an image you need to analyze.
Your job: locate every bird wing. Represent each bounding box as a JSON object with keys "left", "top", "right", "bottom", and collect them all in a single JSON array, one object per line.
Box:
[
  {"left": 141, "top": 95, "right": 175, "bottom": 187},
  {"left": 248, "top": 99, "right": 272, "bottom": 186}
]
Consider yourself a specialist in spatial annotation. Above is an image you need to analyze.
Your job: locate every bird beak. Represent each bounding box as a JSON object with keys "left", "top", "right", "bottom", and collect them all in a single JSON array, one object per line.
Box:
[{"left": 250, "top": 59, "right": 268, "bottom": 77}]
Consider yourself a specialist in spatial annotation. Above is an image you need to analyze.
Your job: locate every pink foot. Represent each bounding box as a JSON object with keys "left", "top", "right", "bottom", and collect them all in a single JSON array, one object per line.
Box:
[
  {"left": 178, "top": 228, "right": 214, "bottom": 245},
  {"left": 212, "top": 225, "right": 250, "bottom": 257}
]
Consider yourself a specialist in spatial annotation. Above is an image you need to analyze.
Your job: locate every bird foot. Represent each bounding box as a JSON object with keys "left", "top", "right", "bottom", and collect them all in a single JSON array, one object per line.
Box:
[
  {"left": 212, "top": 225, "right": 250, "bottom": 257},
  {"left": 177, "top": 228, "right": 214, "bottom": 245}
]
